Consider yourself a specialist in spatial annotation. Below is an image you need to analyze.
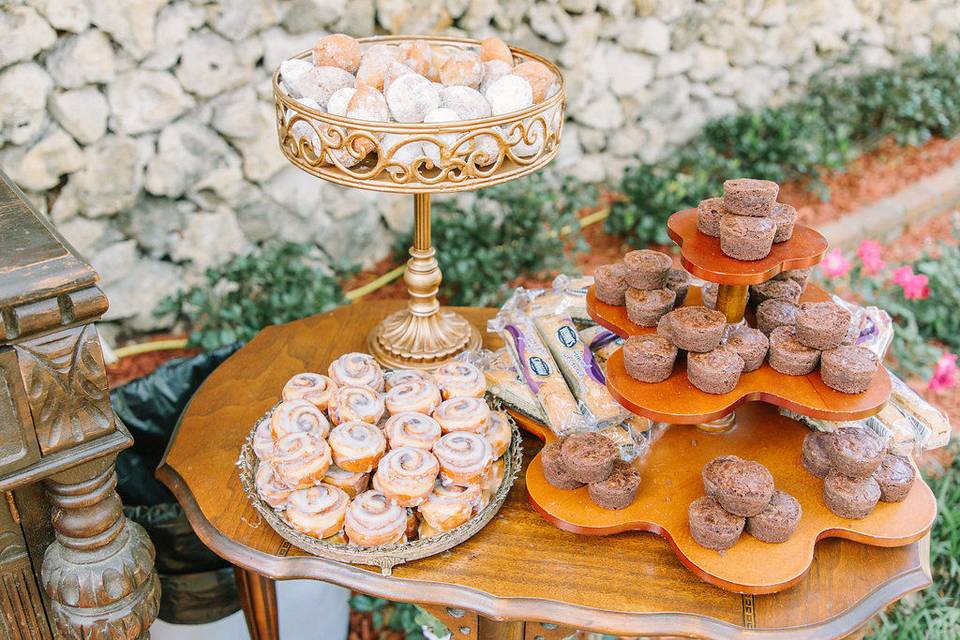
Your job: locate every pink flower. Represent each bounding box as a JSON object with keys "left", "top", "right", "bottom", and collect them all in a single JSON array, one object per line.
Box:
[
  {"left": 856, "top": 240, "right": 886, "bottom": 274},
  {"left": 892, "top": 266, "right": 914, "bottom": 287},
  {"left": 928, "top": 352, "right": 957, "bottom": 393},
  {"left": 901, "top": 273, "right": 930, "bottom": 300},
  {"left": 820, "top": 248, "right": 852, "bottom": 278}
]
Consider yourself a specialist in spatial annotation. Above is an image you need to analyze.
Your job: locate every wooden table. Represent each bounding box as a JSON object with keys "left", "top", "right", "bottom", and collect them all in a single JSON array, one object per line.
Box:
[{"left": 156, "top": 300, "right": 931, "bottom": 640}]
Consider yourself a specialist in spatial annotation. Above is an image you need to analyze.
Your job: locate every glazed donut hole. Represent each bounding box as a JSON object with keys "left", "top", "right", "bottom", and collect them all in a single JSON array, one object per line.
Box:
[
  {"left": 439, "top": 51, "right": 483, "bottom": 89},
  {"left": 313, "top": 34, "right": 361, "bottom": 73},
  {"left": 480, "top": 36, "right": 513, "bottom": 64}
]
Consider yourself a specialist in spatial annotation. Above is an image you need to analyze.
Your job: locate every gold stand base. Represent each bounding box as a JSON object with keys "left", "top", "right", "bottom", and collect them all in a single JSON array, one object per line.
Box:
[{"left": 367, "top": 307, "right": 483, "bottom": 370}]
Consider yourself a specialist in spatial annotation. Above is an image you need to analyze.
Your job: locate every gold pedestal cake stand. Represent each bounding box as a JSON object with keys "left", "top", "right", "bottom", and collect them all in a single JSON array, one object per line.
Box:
[{"left": 273, "top": 35, "right": 566, "bottom": 369}]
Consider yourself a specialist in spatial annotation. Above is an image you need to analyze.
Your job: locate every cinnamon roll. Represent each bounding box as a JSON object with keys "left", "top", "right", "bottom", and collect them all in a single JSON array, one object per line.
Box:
[
  {"left": 434, "top": 361, "right": 486, "bottom": 399},
  {"left": 385, "top": 379, "right": 442, "bottom": 416},
  {"left": 328, "top": 352, "right": 384, "bottom": 392},
  {"left": 328, "top": 421, "right": 387, "bottom": 473},
  {"left": 372, "top": 446, "right": 440, "bottom": 507},
  {"left": 385, "top": 369, "right": 435, "bottom": 391},
  {"left": 329, "top": 385, "right": 385, "bottom": 426},
  {"left": 322, "top": 464, "right": 370, "bottom": 498},
  {"left": 271, "top": 399, "right": 330, "bottom": 439},
  {"left": 283, "top": 484, "right": 350, "bottom": 539},
  {"left": 418, "top": 481, "right": 482, "bottom": 532},
  {"left": 479, "top": 411, "right": 512, "bottom": 459},
  {"left": 432, "top": 432, "right": 493, "bottom": 486},
  {"left": 384, "top": 412, "right": 442, "bottom": 450},
  {"left": 433, "top": 396, "right": 490, "bottom": 434},
  {"left": 272, "top": 432, "right": 332, "bottom": 489},
  {"left": 481, "top": 458, "right": 505, "bottom": 504},
  {"left": 282, "top": 372, "right": 338, "bottom": 412},
  {"left": 253, "top": 419, "right": 275, "bottom": 460},
  {"left": 418, "top": 519, "right": 442, "bottom": 540},
  {"left": 344, "top": 490, "right": 408, "bottom": 546},
  {"left": 256, "top": 462, "right": 293, "bottom": 509}
]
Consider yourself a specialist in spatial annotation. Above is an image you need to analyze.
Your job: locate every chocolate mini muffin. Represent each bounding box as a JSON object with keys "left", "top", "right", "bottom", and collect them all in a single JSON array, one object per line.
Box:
[
  {"left": 874, "top": 453, "right": 916, "bottom": 503},
  {"left": 719, "top": 214, "right": 777, "bottom": 261},
  {"left": 656, "top": 313, "right": 674, "bottom": 342},
  {"left": 669, "top": 306, "right": 726, "bottom": 353},
  {"left": 820, "top": 345, "right": 879, "bottom": 394},
  {"left": 770, "top": 203, "right": 798, "bottom": 243},
  {"left": 540, "top": 438, "right": 583, "bottom": 490},
  {"left": 703, "top": 456, "right": 775, "bottom": 517},
  {"left": 623, "top": 249, "right": 672, "bottom": 291},
  {"left": 756, "top": 300, "right": 798, "bottom": 336},
  {"left": 750, "top": 279, "right": 802, "bottom": 305},
  {"left": 795, "top": 301, "right": 852, "bottom": 350},
  {"left": 560, "top": 432, "right": 619, "bottom": 484},
  {"left": 746, "top": 490, "right": 802, "bottom": 543},
  {"left": 624, "top": 334, "right": 678, "bottom": 383},
  {"left": 697, "top": 197, "right": 725, "bottom": 237},
  {"left": 702, "top": 282, "right": 718, "bottom": 309},
  {"left": 775, "top": 268, "right": 811, "bottom": 290},
  {"left": 594, "top": 262, "right": 629, "bottom": 306},
  {"left": 687, "top": 347, "right": 745, "bottom": 395},
  {"left": 588, "top": 461, "right": 642, "bottom": 510},
  {"left": 725, "top": 326, "right": 769, "bottom": 372},
  {"left": 666, "top": 268, "right": 691, "bottom": 307},
  {"left": 768, "top": 325, "right": 820, "bottom": 376},
  {"left": 828, "top": 426, "right": 884, "bottom": 478},
  {"left": 801, "top": 431, "right": 834, "bottom": 479},
  {"left": 688, "top": 496, "right": 746, "bottom": 551},
  {"left": 722, "top": 178, "right": 779, "bottom": 217},
  {"left": 823, "top": 471, "right": 880, "bottom": 519},
  {"left": 625, "top": 287, "right": 676, "bottom": 327}
]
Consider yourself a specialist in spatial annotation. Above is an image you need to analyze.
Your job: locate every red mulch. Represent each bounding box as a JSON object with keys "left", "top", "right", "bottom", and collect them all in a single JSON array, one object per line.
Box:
[{"left": 106, "top": 338, "right": 200, "bottom": 387}]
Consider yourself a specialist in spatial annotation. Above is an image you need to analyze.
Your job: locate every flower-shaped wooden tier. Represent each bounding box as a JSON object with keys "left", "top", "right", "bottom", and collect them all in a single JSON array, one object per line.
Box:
[
  {"left": 586, "top": 285, "right": 892, "bottom": 424},
  {"left": 522, "top": 403, "right": 936, "bottom": 594},
  {"left": 667, "top": 208, "right": 829, "bottom": 285}
]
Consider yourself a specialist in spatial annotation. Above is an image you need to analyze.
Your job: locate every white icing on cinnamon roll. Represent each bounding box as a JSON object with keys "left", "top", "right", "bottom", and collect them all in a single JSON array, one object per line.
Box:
[
  {"left": 282, "top": 372, "right": 338, "bottom": 412},
  {"left": 283, "top": 484, "right": 350, "bottom": 538},
  {"left": 434, "top": 361, "right": 486, "bottom": 399},
  {"left": 372, "top": 446, "right": 440, "bottom": 507},
  {"left": 328, "top": 352, "right": 384, "bottom": 391},
  {"left": 479, "top": 410, "right": 512, "bottom": 459},
  {"left": 432, "top": 431, "right": 492, "bottom": 486},
  {"left": 384, "top": 412, "right": 442, "bottom": 450},
  {"left": 329, "top": 385, "right": 385, "bottom": 426},
  {"left": 418, "top": 481, "right": 482, "bottom": 531},
  {"left": 327, "top": 421, "right": 387, "bottom": 473},
  {"left": 256, "top": 462, "right": 293, "bottom": 509},
  {"left": 433, "top": 396, "right": 490, "bottom": 434},
  {"left": 344, "top": 490, "right": 407, "bottom": 546},
  {"left": 384, "top": 379, "right": 442, "bottom": 416},
  {"left": 271, "top": 399, "right": 330, "bottom": 439},
  {"left": 272, "top": 432, "right": 332, "bottom": 489}
]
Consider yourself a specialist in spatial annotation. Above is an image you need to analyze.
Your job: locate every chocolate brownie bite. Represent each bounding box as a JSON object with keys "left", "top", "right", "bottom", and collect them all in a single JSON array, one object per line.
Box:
[
  {"left": 540, "top": 438, "right": 583, "bottom": 490},
  {"left": 756, "top": 299, "right": 799, "bottom": 335},
  {"left": 669, "top": 306, "right": 726, "bottom": 353},
  {"left": 697, "top": 197, "right": 725, "bottom": 237},
  {"left": 656, "top": 312, "right": 675, "bottom": 342},
  {"left": 768, "top": 325, "right": 820, "bottom": 376},
  {"left": 623, "top": 249, "right": 672, "bottom": 290},
  {"left": 588, "top": 461, "right": 642, "bottom": 510},
  {"left": 725, "top": 326, "right": 769, "bottom": 372},
  {"left": 702, "top": 282, "right": 718, "bottom": 309},
  {"left": 801, "top": 431, "right": 834, "bottom": 479},
  {"left": 624, "top": 334, "right": 678, "bottom": 383},
  {"left": 722, "top": 178, "right": 779, "bottom": 217},
  {"left": 770, "top": 203, "right": 798, "bottom": 243},
  {"left": 666, "top": 268, "right": 691, "bottom": 307},
  {"left": 874, "top": 453, "right": 916, "bottom": 503},
  {"left": 594, "top": 262, "right": 629, "bottom": 306},
  {"left": 560, "top": 432, "right": 619, "bottom": 484},
  {"left": 823, "top": 471, "right": 880, "bottom": 519},
  {"left": 687, "top": 347, "right": 745, "bottom": 395},
  {"left": 702, "top": 455, "right": 743, "bottom": 498},
  {"left": 706, "top": 457, "right": 776, "bottom": 517},
  {"left": 626, "top": 288, "right": 676, "bottom": 327},
  {"left": 688, "top": 496, "right": 745, "bottom": 551},
  {"left": 820, "top": 346, "right": 879, "bottom": 394},
  {"left": 775, "top": 268, "right": 811, "bottom": 290},
  {"left": 828, "top": 426, "right": 884, "bottom": 478},
  {"left": 719, "top": 214, "right": 777, "bottom": 261},
  {"left": 750, "top": 279, "right": 802, "bottom": 305},
  {"left": 795, "top": 301, "right": 852, "bottom": 350},
  {"left": 747, "top": 490, "right": 802, "bottom": 543}
]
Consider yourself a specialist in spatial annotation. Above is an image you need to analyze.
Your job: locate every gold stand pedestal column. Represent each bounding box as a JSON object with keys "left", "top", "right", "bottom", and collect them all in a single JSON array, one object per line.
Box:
[
  {"left": 368, "top": 193, "right": 482, "bottom": 370},
  {"left": 695, "top": 283, "right": 749, "bottom": 433}
]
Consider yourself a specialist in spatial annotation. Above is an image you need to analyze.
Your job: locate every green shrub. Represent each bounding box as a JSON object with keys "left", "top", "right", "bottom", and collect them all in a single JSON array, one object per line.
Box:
[
  {"left": 608, "top": 48, "right": 960, "bottom": 246},
  {"left": 395, "top": 173, "right": 595, "bottom": 307},
  {"left": 348, "top": 595, "right": 446, "bottom": 640},
  {"left": 156, "top": 242, "right": 347, "bottom": 350}
]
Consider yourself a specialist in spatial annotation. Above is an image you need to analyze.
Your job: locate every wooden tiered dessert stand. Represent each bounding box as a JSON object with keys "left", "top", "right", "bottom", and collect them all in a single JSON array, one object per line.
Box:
[{"left": 525, "top": 207, "right": 938, "bottom": 594}]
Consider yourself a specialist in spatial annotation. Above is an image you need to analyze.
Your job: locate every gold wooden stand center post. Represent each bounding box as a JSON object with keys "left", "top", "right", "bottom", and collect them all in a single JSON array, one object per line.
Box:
[
  {"left": 696, "top": 282, "right": 748, "bottom": 433},
  {"left": 368, "top": 193, "right": 482, "bottom": 369}
]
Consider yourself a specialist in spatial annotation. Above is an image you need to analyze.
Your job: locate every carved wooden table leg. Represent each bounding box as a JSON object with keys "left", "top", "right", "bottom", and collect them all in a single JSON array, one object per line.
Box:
[
  {"left": 235, "top": 566, "right": 279, "bottom": 640},
  {"left": 478, "top": 617, "right": 525, "bottom": 640},
  {"left": 40, "top": 456, "right": 159, "bottom": 639}
]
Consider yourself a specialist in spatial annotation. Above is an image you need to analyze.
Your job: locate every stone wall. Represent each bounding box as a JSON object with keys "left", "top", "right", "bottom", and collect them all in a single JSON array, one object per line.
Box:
[{"left": 2, "top": 0, "right": 958, "bottom": 335}]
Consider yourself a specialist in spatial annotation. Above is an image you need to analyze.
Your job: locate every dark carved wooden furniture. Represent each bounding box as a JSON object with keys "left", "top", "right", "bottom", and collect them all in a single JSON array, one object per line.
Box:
[
  {"left": 0, "top": 172, "right": 159, "bottom": 638},
  {"left": 157, "top": 300, "right": 932, "bottom": 640}
]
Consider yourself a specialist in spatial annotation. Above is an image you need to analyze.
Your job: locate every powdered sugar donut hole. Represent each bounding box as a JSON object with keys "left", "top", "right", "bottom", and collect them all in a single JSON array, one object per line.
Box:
[
  {"left": 440, "top": 51, "right": 483, "bottom": 89},
  {"left": 440, "top": 85, "right": 491, "bottom": 120},
  {"left": 397, "top": 40, "right": 434, "bottom": 78},
  {"left": 297, "top": 66, "right": 355, "bottom": 108},
  {"left": 382, "top": 133, "right": 425, "bottom": 165},
  {"left": 382, "top": 61, "right": 416, "bottom": 92},
  {"left": 386, "top": 73, "right": 440, "bottom": 123},
  {"left": 507, "top": 117, "right": 546, "bottom": 157},
  {"left": 512, "top": 61, "right": 554, "bottom": 103},
  {"left": 356, "top": 49, "right": 398, "bottom": 90},
  {"left": 429, "top": 46, "right": 454, "bottom": 81},
  {"left": 480, "top": 37, "right": 513, "bottom": 64},
  {"left": 280, "top": 59, "right": 313, "bottom": 96},
  {"left": 458, "top": 129, "right": 500, "bottom": 167},
  {"left": 326, "top": 87, "right": 356, "bottom": 116},
  {"left": 312, "top": 34, "right": 361, "bottom": 73},
  {"left": 421, "top": 107, "right": 460, "bottom": 165},
  {"left": 346, "top": 86, "right": 390, "bottom": 123},
  {"left": 479, "top": 60, "right": 511, "bottom": 94},
  {"left": 286, "top": 98, "right": 323, "bottom": 155},
  {"left": 484, "top": 74, "right": 533, "bottom": 116}
]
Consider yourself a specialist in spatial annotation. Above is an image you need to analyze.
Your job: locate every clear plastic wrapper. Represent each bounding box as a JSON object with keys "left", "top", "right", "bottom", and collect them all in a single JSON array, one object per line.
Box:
[
  {"left": 832, "top": 295, "right": 894, "bottom": 359},
  {"left": 598, "top": 414, "right": 662, "bottom": 463},
  {"left": 528, "top": 274, "right": 594, "bottom": 323},
  {"left": 579, "top": 325, "right": 624, "bottom": 364},
  {"left": 778, "top": 408, "right": 919, "bottom": 455},
  {"left": 888, "top": 371, "right": 950, "bottom": 450},
  {"left": 464, "top": 348, "right": 547, "bottom": 424}
]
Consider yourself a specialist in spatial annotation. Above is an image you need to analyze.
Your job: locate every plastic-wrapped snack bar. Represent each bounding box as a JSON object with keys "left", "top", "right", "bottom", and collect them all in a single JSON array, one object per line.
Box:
[
  {"left": 888, "top": 372, "right": 950, "bottom": 450},
  {"left": 869, "top": 404, "right": 931, "bottom": 456},
  {"left": 579, "top": 325, "right": 625, "bottom": 364},
  {"left": 479, "top": 349, "right": 547, "bottom": 424},
  {"left": 833, "top": 295, "right": 894, "bottom": 359},
  {"left": 529, "top": 274, "right": 595, "bottom": 323},
  {"left": 533, "top": 313, "right": 623, "bottom": 426}
]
